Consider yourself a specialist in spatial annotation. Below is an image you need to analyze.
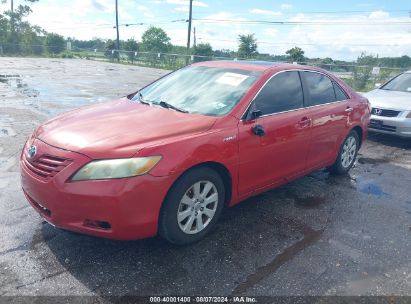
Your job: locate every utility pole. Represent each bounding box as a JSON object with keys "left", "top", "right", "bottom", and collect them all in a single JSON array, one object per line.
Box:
[
  {"left": 193, "top": 27, "right": 196, "bottom": 48},
  {"left": 186, "top": 0, "right": 193, "bottom": 64},
  {"left": 115, "top": 0, "right": 120, "bottom": 62},
  {"left": 10, "top": 0, "right": 14, "bottom": 33}
]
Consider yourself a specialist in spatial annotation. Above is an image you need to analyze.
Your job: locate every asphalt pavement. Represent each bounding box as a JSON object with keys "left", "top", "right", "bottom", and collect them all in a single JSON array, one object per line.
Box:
[{"left": 0, "top": 58, "right": 410, "bottom": 299}]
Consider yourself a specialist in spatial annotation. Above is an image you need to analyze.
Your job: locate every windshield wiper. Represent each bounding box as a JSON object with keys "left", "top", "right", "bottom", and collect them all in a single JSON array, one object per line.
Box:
[
  {"left": 156, "top": 101, "right": 188, "bottom": 113},
  {"left": 138, "top": 92, "right": 151, "bottom": 105},
  {"left": 138, "top": 93, "right": 188, "bottom": 113}
]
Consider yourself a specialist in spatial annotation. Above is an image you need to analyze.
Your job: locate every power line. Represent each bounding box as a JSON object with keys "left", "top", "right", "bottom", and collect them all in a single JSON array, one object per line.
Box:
[
  {"left": 193, "top": 9, "right": 411, "bottom": 16},
  {"left": 193, "top": 18, "right": 411, "bottom": 26},
  {"left": 291, "top": 9, "right": 411, "bottom": 14},
  {"left": 115, "top": 20, "right": 184, "bottom": 27},
  {"left": 197, "top": 37, "right": 411, "bottom": 47}
]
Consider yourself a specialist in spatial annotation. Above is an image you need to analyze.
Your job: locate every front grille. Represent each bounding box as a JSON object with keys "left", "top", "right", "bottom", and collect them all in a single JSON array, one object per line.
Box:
[
  {"left": 23, "top": 153, "right": 72, "bottom": 180},
  {"left": 371, "top": 108, "right": 401, "bottom": 117},
  {"left": 369, "top": 120, "right": 397, "bottom": 132}
]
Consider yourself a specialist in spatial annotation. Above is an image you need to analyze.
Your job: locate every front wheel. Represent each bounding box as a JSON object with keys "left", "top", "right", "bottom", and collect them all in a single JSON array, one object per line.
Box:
[
  {"left": 328, "top": 130, "right": 359, "bottom": 175},
  {"left": 159, "top": 167, "right": 225, "bottom": 245}
]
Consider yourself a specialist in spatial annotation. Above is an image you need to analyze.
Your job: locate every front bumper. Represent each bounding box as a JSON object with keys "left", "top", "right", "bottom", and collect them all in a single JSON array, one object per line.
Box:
[
  {"left": 20, "top": 138, "right": 174, "bottom": 240},
  {"left": 369, "top": 114, "right": 411, "bottom": 138}
]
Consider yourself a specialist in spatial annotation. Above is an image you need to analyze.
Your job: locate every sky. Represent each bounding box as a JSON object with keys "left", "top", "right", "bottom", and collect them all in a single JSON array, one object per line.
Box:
[{"left": 1, "top": 0, "right": 411, "bottom": 60}]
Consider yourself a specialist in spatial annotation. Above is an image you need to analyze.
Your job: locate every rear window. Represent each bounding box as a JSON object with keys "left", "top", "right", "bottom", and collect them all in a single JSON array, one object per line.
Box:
[{"left": 303, "top": 72, "right": 336, "bottom": 106}]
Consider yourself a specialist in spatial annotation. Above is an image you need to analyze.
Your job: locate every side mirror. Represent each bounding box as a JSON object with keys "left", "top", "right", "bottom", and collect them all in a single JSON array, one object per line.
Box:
[
  {"left": 251, "top": 110, "right": 263, "bottom": 120},
  {"left": 375, "top": 83, "right": 381, "bottom": 88}
]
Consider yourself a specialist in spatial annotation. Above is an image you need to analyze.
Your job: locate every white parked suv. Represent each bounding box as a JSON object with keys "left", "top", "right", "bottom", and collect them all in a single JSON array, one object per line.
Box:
[{"left": 364, "top": 71, "right": 411, "bottom": 138}]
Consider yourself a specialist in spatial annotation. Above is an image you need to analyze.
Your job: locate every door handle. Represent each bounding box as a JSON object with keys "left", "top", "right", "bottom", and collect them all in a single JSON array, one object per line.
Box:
[
  {"left": 345, "top": 107, "right": 353, "bottom": 113},
  {"left": 297, "top": 117, "right": 311, "bottom": 128},
  {"left": 252, "top": 124, "right": 265, "bottom": 136}
]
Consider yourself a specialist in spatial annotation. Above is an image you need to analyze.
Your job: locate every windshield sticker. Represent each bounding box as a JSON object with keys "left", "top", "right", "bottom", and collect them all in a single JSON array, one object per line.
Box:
[
  {"left": 214, "top": 102, "right": 227, "bottom": 109},
  {"left": 216, "top": 72, "right": 249, "bottom": 87}
]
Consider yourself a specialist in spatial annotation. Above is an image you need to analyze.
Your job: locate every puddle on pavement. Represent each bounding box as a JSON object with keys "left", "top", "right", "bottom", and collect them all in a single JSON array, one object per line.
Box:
[
  {"left": 293, "top": 196, "right": 326, "bottom": 209},
  {"left": 358, "top": 157, "right": 389, "bottom": 165},
  {"left": 0, "top": 74, "right": 108, "bottom": 116},
  {"left": 0, "top": 127, "right": 16, "bottom": 137},
  {"left": 356, "top": 179, "right": 389, "bottom": 197},
  {"left": 286, "top": 190, "right": 327, "bottom": 209},
  {"left": 0, "top": 114, "right": 17, "bottom": 137},
  {"left": 0, "top": 74, "right": 39, "bottom": 97}
]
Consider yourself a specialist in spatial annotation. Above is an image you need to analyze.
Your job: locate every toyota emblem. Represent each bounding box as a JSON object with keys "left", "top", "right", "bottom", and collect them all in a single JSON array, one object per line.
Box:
[{"left": 28, "top": 145, "right": 37, "bottom": 158}]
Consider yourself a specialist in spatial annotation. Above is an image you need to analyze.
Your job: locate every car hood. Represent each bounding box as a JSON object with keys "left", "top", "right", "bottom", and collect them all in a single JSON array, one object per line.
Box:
[
  {"left": 35, "top": 98, "right": 217, "bottom": 159},
  {"left": 363, "top": 89, "right": 411, "bottom": 111}
]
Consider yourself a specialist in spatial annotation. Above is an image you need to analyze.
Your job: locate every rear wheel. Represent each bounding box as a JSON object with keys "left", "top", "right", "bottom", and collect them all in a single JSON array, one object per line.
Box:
[
  {"left": 328, "top": 130, "right": 359, "bottom": 174},
  {"left": 159, "top": 167, "right": 225, "bottom": 245}
]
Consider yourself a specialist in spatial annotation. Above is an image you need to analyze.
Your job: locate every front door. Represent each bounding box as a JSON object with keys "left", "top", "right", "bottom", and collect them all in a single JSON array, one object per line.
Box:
[{"left": 238, "top": 71, "right": 312, "bottom": 197}]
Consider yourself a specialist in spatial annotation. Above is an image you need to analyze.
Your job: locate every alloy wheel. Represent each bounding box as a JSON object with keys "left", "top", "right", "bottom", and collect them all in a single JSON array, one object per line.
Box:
[
  {"left": 341, "top": 136, "right": 357, "bottom": 168},
  {"left": 177, "top": 180, "right": 219, "bottom": 235}
]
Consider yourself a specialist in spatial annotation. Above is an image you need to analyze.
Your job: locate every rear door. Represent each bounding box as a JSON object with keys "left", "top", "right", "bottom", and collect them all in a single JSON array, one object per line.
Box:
[
  {"left": 238, "top": 71, "right": 312, "bottom": 197},
  {"left": 301, "top": 71, "right": 351, "bottom": 170}
]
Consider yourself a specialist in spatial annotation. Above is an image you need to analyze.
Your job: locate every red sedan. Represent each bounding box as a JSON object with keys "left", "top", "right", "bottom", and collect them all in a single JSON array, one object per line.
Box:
[{"left": 20, "top": 61, "right": 371, "bottom": 244}]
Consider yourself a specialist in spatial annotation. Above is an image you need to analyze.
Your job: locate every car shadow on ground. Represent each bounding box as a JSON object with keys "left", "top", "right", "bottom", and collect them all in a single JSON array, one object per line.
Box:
[
  {"left": 38, "top": 173, "right": 343, "bottom": 296},
  {"left": 367, "top": 132, "right": 411, "bottom": 150}
]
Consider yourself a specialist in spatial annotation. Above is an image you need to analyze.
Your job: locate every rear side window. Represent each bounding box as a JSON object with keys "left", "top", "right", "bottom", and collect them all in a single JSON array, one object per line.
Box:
[
  {"left": 333, "top": 82, "right": 348, "bottom": 101},
  {"left": 303, "top": 72, "right": 336, "bottom": 106},
  {"left": 254, "top": 71, "right": 304, "bottom": 115}
]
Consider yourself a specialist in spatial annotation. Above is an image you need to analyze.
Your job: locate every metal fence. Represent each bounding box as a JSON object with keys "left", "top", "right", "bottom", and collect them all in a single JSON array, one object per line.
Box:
[
  {"left": 77, "top": 49, "right": 408, "bottom": 91},
  {"left": 1, "top": 44, "right": 409, "bottom": 92}
]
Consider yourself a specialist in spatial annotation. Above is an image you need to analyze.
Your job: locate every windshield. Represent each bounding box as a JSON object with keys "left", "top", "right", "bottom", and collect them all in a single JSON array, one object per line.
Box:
[
  {"left": 381, "top": 72, "right": 411, "bottom": 93},
  {"left": 132, "top": 66, "right": 261, "bottom": 116}
]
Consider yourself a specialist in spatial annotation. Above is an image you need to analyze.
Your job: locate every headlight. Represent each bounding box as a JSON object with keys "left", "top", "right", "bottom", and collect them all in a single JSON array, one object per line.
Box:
[
  {"left": 71, "top": 156, "right": 162, "bottom": 181},
  {"left": 407, "top": 111, "right": 411, "bottom": 118}
]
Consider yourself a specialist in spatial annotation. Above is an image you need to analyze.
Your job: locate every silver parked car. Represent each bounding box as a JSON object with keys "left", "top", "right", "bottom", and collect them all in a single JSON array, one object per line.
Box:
[{"left": 363, "top": 71, "right": 411, "bottom": 138}]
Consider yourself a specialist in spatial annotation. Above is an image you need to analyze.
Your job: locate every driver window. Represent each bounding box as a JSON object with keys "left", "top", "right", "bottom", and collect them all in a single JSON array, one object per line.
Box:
[{"left": 253, "top": 71, "right": 304, "bottom": 116}]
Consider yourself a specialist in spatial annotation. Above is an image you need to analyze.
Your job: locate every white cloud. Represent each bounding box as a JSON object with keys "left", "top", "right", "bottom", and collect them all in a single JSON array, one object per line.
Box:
[
  {"left": 280, "top": 4, "right": 293, "bottom": 10},
  {"left": 175, "top": 6, "right": 189, "bottom": 12},
  {"left": 165, "top": 0, "right": 208, "bottom": 7},
  {"left": 137, "top": 5, "right": 149, "bottom": 11},
  {"left": 89, "top": 0, "right": 115, "bottom": 13},
  {"left": 135, "top": 5, "right": 155, "bottom": 18},
  {"left": 282, "top": 11, "right": 411, "bottom": 60},
  {"left": 263, "top": 28, "right": 279, "bottom": 37},
  {"left": 369, "top": 10, "right": 390, "bottom": 19},
  {"left": 193, "top": 9, "right": 411, "bottom": 60},
  {"left": 250, "top": 9, "right": 282, "bottom": 17}
]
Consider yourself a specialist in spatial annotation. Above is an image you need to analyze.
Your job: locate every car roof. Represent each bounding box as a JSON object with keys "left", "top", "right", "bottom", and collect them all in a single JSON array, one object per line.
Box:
[{"left": 192, "top": 60, "right": 324, "bottom": 73}]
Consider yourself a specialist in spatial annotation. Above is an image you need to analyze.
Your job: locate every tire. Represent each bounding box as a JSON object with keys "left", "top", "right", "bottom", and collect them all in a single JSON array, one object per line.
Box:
[
  {"left": 328, "top": 130, "right": 360, "bottom": 175},
  {"left": 159, "top": 167, "right": 225, "bottom": 245}
]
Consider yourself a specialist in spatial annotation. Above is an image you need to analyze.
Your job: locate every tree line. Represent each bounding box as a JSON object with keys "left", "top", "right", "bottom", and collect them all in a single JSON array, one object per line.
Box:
[
  {"left": 0, "top": 0, "right": 67, "bottom": 55},
  {"left": 1, "top": 1, "right": 410, "bottom": 71}
]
